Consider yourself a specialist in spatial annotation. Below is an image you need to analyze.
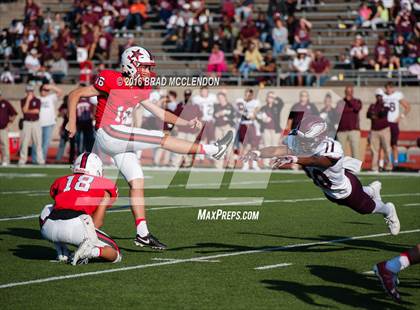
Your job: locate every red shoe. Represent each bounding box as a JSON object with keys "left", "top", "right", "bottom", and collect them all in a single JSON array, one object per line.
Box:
[{"left": 373, "top": 262, "right": 401, "bottom": 301}]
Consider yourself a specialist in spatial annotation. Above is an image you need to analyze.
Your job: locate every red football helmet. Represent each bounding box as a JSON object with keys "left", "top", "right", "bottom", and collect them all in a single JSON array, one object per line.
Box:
[{"left": 121, "top": 46, "right": 155, "bottom": 78}]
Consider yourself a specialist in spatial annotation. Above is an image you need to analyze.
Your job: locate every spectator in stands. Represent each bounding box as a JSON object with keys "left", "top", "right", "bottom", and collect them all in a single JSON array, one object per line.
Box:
[
  {"left": 367, "top": 88, "right": 392, "bottom": 172},
  {"left": 292, "top": 48, "right": 311, "bottom": 86},
  {"left": 123, "top": 0, "right": 147, "bottom": 31},
  {"left": 237, "top": 88, "right": 261, "bottom": 170},
  {"left": 395, "top": 9, "right": 414, "bottom": 41},
  {"left": 222, "top": 0, "right": 235, "bottom": 21},
  {"left": 259, "top": 91, "right": 283, "bottom": 168},
  {"left": 19, "top": 84, "right": 44, "bottom": 165},
  {"left": 49, "top": 53, "right": 68, "bottom": 84},
  {"left": 258, "top": 50, "right": 277, "bottom": 86},
  {"left": 287, "top": 90, "right": 318, "bottom": 130},
  {"left": 292, "top": 18, "right": 312, "bottom": 50},
  {"left": 207, "top": 44, "right": 228, "bottom": 77},
  {"left": 24, "top": 0, "right": 40, "bottom": 25},
  {"left": 24, "top": 48, "right": 41, "bottom": 81},
  {"left": 319, "top": 92, "right": 339, "bottom": 137},
  {"left": 90, "top": 25, "right": 113, "bottom": 61},
  {"left": 32, "top": 84, "right": 63, "bottom": 163},
  {"left": 267, "top": 0, "right": 287, "bottom": 28},
  {"left": 350, "top": 35, "right": 369, "bottom": 69},
  {"left": 255, "top": 10, "right": 270, "bottom": 44},
  {"left": 336, "top": 85, "right": 362, "bottom": 160},
  {"left": 390, "top": 34, "right": 406, "bottom": 70},
  {"left": 0, "top": 90, "right": 17, "bottom": 166},
  {"left": 0, "top": 65, "right": 15, "bottom": 84},
  {"left": 158, "top": 0, "right": 175, "bottom": 24},
  {"left": 272, "top": 18, "right": 288, "bottom": 56},
  {"left": 309, "top": 50, "right": 331, "bottom": 86},
  {"left": 382, "top": 82, "right": 411, "bottom": 167},
  {"left": 235, "top": 0, "right": 254, "bottom": 22},
  {"left": 372, "top": 35, "right": 391, "bottom": 69},
  {"left": 55, "top": 95, "right": 76, "bottom": 163},
  {"left": 354, "top": 2, "right": 373, "bottom": 29},
  {"left": 34, "top": 65, "right": 53, "bottom": 84},
  {"left": 240, "top": 18, "right": 259, "bottom": 42},
  {"left": 401, "top": 39, "right": 419, "bottom": 67},
  {"left": 371, "top": 1, "right": 390, "bottom": 30},
  {"left": 214, "top": 92, "right": 236, "bottom": 169},
  {"left": 239, "top": 41, "right": 263, "bottom": 79}
]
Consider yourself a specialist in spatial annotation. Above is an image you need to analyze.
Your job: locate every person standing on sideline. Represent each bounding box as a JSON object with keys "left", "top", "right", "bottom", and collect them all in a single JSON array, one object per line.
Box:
[
  {"left": 259, "top": 91, "right": 283, "bottom": 168},
  {"left": 382, "top": 82, "right": 411, "bottom": 167},
  {"left": 336, "top": 85, "right": 362, "bottom": 160},
  {"left": 367, "top": 89, "right": 392, "bottom": 172},
  {"left": 0, "top": 90, "right": 17, "bottom": 166},
  {"left": 19, "top": 85, "right": 44, "bottom": 165},
  {"left": 32, "top": 84, "right": 63, "bottom": 163}
]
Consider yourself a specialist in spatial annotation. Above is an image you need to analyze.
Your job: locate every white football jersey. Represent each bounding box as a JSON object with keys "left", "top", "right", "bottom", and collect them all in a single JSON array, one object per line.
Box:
[
  {"left": 192, "top": 93, "right": 217, "bottom": 121},
  {"left": 382, "top": 91, "right": 404, "bottom": 123},
  {"left": 237, "top": 98, "right": 260, "bottom": 124},
  {"left": 286, "top": 137, "right": 352, "bottom": 199}
]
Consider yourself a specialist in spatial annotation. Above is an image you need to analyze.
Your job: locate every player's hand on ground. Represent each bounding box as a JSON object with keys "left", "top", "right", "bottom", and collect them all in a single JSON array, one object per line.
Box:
[
  {"left": 189, "top": 117, "right": 202, "bottom": 130},
  {"left": 240, "top": 150, "right": 260, "bottom": 161},
  {"left": 65, "top": 122, "right": 77, "bottom": 138},
  {"left": 272, "top": 155, "right": 298, "bottom": 169}
]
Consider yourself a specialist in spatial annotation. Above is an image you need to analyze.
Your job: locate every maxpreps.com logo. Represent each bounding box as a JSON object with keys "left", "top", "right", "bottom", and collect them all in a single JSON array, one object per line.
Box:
[{"left": 197, "top": 209, "right": 260, "bottom": 221}]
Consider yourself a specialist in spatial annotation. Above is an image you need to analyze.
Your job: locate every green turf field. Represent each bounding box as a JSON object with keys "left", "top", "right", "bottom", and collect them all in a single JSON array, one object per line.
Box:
[{"left": 0, "top": 167, "right": 419, "bottom": 309}]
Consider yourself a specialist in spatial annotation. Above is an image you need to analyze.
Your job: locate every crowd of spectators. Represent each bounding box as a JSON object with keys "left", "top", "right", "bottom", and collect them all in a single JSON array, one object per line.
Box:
[{"left": 0, "top": 0, "right": 419, "bottom": 86}]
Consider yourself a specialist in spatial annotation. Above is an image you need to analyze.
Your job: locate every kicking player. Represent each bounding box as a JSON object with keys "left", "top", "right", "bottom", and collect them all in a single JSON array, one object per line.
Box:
[
  {"left": 242, "top": 115, "right": 400, "bottom": 235},
  {"left": 374, "top": 244, "right": 420, "bottom": 301},
  {"left": 65, "top": 46, "right": 233, "bottom": 249},
  {"left": 40, "top": 152, "right": 121, "bottom": 265}
]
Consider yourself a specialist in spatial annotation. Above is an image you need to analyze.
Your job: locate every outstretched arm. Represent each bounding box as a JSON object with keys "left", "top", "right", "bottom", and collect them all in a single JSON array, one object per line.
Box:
[
  {"left": 141, "top": 99, "right": 202, "bottom": 129},
  {"left": 273, "top": 155, "right": 336, "bottom": 169},
  {"left": 66, "top": 85, "right": 100, "bottom": 137}
]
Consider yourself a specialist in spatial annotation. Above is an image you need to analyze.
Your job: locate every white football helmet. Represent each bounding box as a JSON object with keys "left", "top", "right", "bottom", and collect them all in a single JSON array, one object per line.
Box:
[
  {"left": 73, "top": 152, "right": 103, "bottom": 177},
  {"left": 121, "top": 46, "right": 155, "bottom": 77}
]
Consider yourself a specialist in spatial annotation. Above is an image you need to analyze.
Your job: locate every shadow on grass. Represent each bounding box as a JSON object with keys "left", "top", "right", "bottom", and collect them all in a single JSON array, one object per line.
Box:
[
  {"left": 0, "top": 228, "right": 42, "bottom": 240},
  {"left": 11, "top": 244, "right": 56, "bottom": 260},
  {"left": 261, "top": 265, "right": 414, "bottom": 309},
  {"left": 238, "top": 232, "right": 412, "bottom": 253}
]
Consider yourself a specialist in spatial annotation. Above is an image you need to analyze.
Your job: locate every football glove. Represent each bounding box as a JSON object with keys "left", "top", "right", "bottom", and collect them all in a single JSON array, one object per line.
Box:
[
  {"left": 240, "top": 150, "right": 261, "bottom": 161},
  {"left": 272, "top": 155, "right": 298, "bottom": 169}
]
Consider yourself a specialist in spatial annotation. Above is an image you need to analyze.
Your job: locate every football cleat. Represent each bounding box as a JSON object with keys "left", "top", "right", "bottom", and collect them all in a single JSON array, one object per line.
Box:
[
  {"left": 384, "top": 203, "right": 400, "bottom": 235},
  {"left": 72, "top": 238, "right": 94, "bottom": 266},
  {"left": 373, "top": 262, "right": 401, "bottom": 301},
  {"left": 134, "top": 234, "right": 167, "bottom": 250},
  {"left": 212, "top": 131, "right": 233, "bottom": 160},
  {"left": 368, "top": 181, "right": 382, "bottom": 201}
]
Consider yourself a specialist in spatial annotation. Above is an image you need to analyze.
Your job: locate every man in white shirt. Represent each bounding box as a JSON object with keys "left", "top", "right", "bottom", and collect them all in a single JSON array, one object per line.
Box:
[
  {"left": 192, "top": 86, "right": 217, "bottom": 144},
  {"left": 32, "top": 84, "right": 63, "bottom": 163},
  {"left": 236, "top": 88, "right": 261, "bottom": 170},
  {"left": 382, "top": 82, "right": 411, "bottom": 167}
]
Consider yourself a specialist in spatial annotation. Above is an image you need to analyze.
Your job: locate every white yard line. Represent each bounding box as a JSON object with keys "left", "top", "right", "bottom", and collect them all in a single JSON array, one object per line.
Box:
[
  {"left": 152, "top": 258, "right": 220, "bottom": 263},
  {"left": 254, "top": 263, "right": 293, "bottom": 270},
  {"left": 0, "top": 228, "right": 419, "bottom": 289},
  {"left": 1, "top": 192, "right": 419, "bottom": 222},
  {"left": 403, "top": 203, "right": 420, "bottom": 206},
  {"left": 2, "top": 164, "right": 420, "bottom": 177}
]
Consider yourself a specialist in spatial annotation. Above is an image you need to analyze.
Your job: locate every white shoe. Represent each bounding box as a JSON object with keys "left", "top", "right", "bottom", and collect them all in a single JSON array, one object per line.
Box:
[
  {"left": 369, "top": 181, "right": 382, "bottom": 200},
  {"left": 72, "top": 239, "right": 94, "bottom": 266},
  {"left": 384, "top": 203, "right": 400, "bottom": 236}
]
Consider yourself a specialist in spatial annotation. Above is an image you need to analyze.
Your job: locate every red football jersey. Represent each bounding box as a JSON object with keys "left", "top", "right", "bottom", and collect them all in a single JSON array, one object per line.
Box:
[
  {"left": 93, "top": 70, "right": 152, "bottom": 129},
  {"left": 50, "top": 173, "right": 118, "bottom": 215}
]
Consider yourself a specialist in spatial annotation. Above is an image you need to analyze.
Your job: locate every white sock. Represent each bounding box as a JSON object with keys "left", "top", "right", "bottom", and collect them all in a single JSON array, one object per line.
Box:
[
  {"left": 386, "top": 254, "right": 410, "bottom": 274},
  {"left": 363, "top": 186, "right": 374, "bottom": 198},
  {"left": 372, "top": 200, "right": 391, "bottom": 216},
  {"left": 379, "top": 159, "right": 384, "bottom": 168},
  {"left": 91, "top": 247, "right": 101, "bottom": 258},
  {"left": 137, "top": 220, "right": 150, "bottom": 237},
  {"left": 202, "top": 144, "right": 218, "bottom": 156}
]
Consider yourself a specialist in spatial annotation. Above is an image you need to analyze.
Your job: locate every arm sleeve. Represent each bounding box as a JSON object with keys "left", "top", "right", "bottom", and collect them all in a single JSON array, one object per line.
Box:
[
  {"left": 93, "top": 71, "right": 111, "bottom": 93},
  {"left": 50, "top": 179, "right": 60, "bottom": 199}
]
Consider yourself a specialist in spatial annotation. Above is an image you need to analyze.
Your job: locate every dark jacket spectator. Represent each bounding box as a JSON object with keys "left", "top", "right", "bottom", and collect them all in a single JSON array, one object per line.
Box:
[{"left": 0, "top": 91, "right": 17, "bottom": 165}]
